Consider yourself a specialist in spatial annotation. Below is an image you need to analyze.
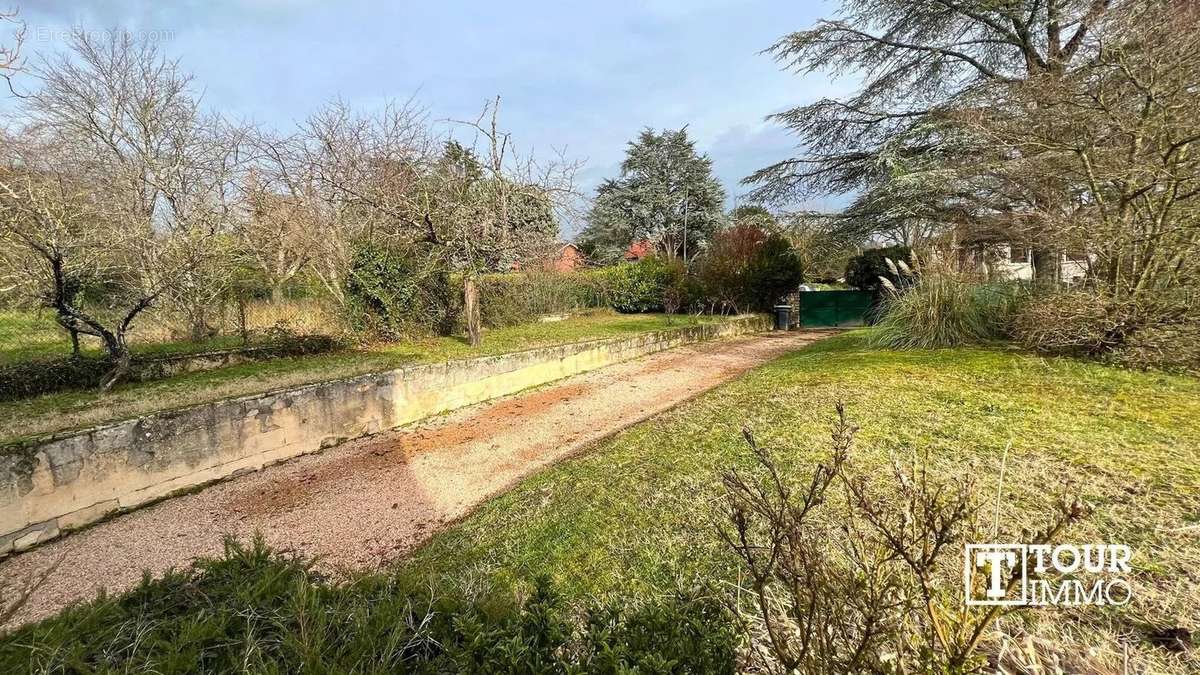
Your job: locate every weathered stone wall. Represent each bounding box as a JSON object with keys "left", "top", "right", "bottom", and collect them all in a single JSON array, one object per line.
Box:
[{"left": 0, "top": 316, "right": 767, "bottom": 556}]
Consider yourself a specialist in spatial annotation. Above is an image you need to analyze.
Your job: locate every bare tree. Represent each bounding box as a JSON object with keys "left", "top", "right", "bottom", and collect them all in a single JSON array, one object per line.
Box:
[
  {"left": 440, "top": 97, "right": 579, "bottom": 345},
  {"left": 778, "top": 211, "right": 863, "bottom": 280},
  {"left": 0, "top": 6, "right": 23, "bottom": 77},
  {"left": 0, "top": 29, "right": 240, "bottom": 387},
  {"left": 0, "top": 137, "right": 185, "bottom": 386},
  {"left": 956, "top": 0, "right": 1200, "bottom": 297},
  {"left": 289, "top": 96, "right": 578, "bottom": 346},
  {"left": 235, "top": 130, "right": 326, "bottom": 305},
  {"left": 286, "top": 99, "right": 435, "bottom": 305}
]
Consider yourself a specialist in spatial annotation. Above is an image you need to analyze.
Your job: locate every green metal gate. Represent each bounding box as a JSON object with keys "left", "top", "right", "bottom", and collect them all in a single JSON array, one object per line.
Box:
[{"left": 796, "top": 290, "right": 874, "bottom": 327}]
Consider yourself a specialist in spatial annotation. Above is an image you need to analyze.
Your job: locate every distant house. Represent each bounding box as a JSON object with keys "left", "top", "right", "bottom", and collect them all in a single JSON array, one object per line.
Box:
[
  {"left": 623, "top": 239, "right": 653, "bottom": 262},
  {"left": 509, "top": 242, "right": 588, "bottom": 273},
  {"left": 550, "top": 242, "right": 586, "bottom": 272},
  {"left": 985, "top": 244, "right": 1090, "bottom": 284}
]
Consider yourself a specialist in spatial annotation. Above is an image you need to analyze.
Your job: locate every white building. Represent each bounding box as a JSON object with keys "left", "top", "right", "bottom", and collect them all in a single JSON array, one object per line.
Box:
[{"left": 984, "top": 244, "right": 1090, "bottom": 284}]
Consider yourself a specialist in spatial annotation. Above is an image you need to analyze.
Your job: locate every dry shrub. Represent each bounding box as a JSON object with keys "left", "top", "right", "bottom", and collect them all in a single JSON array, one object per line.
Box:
[
  {"left": 242, "top": 298, "right": 345, "bottom": 337},
  {"left": 1012, "top": 291, "right": 1199, "bottom": 373},
  {"left": 1107, "top": 321, "right": 1200, "bottom": 375},
  {"left": 719, "top": 404, "right": 1090, "bottom": 674}
]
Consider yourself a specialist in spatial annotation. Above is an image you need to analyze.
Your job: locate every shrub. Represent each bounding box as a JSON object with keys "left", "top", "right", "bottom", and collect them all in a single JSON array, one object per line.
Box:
[
  {"left": 696, "top": 226, "right": 803, "bottom": 313},
  {"left": 344, "top": 241, "right": 458, "bottom": 338},
  {"left": 1012, "top": 290, "right": 1199, "bottom": 372},
  {"left": 870, "top": 260, "right": 1021, "bottom": 349},
  {"left": 844, "top": 245, "right": 912, "bottom": 293},
  {"left": 0, "top": 537, "right": 738, "bottom": 673},
  {"left": 477, "top": 270, "right": 614, "bottom": 327},
  {"left": 720, "top": 405, "right": 1090, "bottom": 673},
  {"left": 696, "top": 223, "right": 768, "bottom": 313},
  {"left": 606, "top": 257, "right": 683, "bottom": 313},
  {"left": 744, "top": 233, "right": 804, "bottom": 310},
  {"left": 1113, "top": 321, "right": 1200, "bottom": 374}
]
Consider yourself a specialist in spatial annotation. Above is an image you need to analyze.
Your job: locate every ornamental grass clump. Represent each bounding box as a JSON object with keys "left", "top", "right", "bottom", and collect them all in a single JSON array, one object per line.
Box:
[{"left": 870, "top": 254, "right": 1020, "bottom": 349}]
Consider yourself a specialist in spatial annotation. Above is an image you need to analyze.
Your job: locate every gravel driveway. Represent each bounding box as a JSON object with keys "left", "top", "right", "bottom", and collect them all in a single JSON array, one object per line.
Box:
[{"left": 0, "top": 330, "right": 834, "bottom": 627}]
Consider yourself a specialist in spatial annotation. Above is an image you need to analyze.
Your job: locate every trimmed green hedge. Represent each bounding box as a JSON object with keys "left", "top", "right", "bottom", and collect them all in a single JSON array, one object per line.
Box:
[
  {"left": 602, "top": 258, "right": 684, "bottom": 314},
  {"left": 476, "top": 261, "right": 684, "bottom": 325},
  {"left": 0, "top": 356, "right": 114, "bottom": 402}
]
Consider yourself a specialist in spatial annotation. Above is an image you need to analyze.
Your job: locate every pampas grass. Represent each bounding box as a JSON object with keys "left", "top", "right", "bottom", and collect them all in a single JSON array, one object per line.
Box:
[{"left": 870, "top": 254, "right": 1022, "bottom": 349}]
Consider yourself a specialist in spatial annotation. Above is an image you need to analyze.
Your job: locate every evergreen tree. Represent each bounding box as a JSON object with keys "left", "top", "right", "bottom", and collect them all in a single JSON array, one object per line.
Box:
[{"left": 581, "top": 128, "right": 725, "bottom": 263}]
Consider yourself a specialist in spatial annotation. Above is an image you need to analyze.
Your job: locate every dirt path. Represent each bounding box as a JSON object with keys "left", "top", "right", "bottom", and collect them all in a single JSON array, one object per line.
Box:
[{"left": 0, "top": 330, "right": 834, "bottom": 627}]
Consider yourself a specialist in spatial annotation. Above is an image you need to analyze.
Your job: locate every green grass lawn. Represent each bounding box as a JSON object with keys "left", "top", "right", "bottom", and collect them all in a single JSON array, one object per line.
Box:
[
  {"left": 2, "top": 333, "right": 1197, "bottom": 671},
  {"left": 0, "top": 311, "right": 72, "bottom": 364},
  {"left": 0, "top": 310, "right": 264, "bottom": 365},
  {"left": 399, "top": 332, "right": 1200, "bottom": 670},
  {"left": 0, "top": 311, "right": 724, "bottom": 445}
]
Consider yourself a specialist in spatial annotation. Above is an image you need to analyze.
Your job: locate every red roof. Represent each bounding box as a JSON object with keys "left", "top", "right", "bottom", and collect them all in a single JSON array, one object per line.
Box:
[{"left": 624, "top": 239, "right": 653, "bottom": 261}]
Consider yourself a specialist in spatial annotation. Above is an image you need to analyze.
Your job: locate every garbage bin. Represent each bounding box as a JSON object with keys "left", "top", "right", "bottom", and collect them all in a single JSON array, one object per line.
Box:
[{"left": 773, "top": 304, "right": 791, "bottom": 331}]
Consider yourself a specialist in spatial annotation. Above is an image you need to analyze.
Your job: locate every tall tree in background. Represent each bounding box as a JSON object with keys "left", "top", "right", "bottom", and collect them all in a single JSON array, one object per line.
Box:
[
  {"left": 286, "top": 97, "right": 575, "bottom": 347},
  {"left": 437, "top": 99, "right": 574, "bottom": 346},
  {"left": 582, "top": 128, "right": 725, "bottom": 263},
  {"left": 957, "top": 0, "right": 1199, "bottom": 296},
  {"left": 745, "top": 0, "right": 1118, "bottom": 274}
]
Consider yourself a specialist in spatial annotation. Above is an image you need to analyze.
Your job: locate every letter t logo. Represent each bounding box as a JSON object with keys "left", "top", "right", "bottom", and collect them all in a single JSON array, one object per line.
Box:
[{"left": 976, "top": 550, "right": 1014, "bottom": 599}]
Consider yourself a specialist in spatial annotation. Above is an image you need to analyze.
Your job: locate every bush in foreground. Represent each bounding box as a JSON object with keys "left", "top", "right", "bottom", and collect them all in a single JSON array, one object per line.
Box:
[
  {"left": 722, "top": 404, "right": 1091, "bottom": 673},
  {"left": 0, "top": 538, "right": 736, "bottom": 674}
]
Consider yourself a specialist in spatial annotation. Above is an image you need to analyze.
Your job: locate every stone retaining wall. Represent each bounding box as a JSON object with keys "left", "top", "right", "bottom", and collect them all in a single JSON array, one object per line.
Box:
[{"left": 0, "top": 315, "right": 768, "bottom": 556}]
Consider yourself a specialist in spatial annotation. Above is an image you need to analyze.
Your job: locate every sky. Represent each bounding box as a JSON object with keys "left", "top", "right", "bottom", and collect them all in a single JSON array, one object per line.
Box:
[{"left": 13, "top": 0, "right": 851, "bottom": 235}]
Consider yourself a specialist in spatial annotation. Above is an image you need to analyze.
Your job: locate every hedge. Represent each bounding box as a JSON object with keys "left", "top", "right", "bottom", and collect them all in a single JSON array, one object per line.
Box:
[{"left": 477, "top": 270, "right": 614, "bottom": 327}]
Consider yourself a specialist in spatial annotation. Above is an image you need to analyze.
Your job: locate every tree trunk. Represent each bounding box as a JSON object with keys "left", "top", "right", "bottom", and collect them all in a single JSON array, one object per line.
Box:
[
  {"left": 464, "top": 276, "right": 482, "bottom": 347},
  {"left": 98, "top": 331, "right": 131, "bottom": 393},
  {"left": 1032, "top": 248, "right": 1058, "bottom": 287},
  {"left": 190, "top": 314, "right": 208, "bottom": 342},
  {"left": 68, "top": 328, "right": 81, "bottom": 358},
  {"left": 236, "top": 297, "right": 249, "bottom": 346},
  {"left": 270, "top": 283, "right": 286, "bottom": 306}
]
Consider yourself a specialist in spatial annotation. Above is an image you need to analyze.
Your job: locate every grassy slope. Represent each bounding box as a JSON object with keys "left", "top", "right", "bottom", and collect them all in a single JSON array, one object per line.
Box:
[
  {"left": 0, "top": 312, "right": 722, "bottom": 445},
  {"left": 402, "top": 332, "right": 1200, "bottom": 668}
]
